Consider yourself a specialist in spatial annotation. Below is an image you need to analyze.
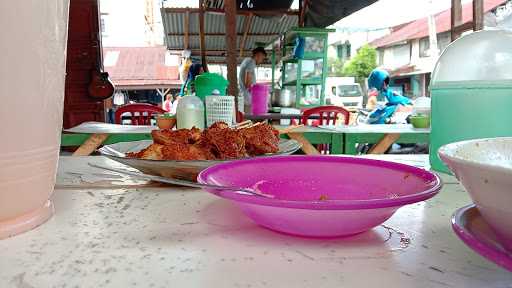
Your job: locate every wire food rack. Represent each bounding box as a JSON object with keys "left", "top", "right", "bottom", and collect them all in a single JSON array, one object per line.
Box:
[{"left": 205, "top": 96, "right": 235, "bottom": 126}]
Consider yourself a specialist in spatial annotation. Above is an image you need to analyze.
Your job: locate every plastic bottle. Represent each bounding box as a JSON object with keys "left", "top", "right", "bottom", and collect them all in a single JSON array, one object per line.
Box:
[{"left": 176, "top": 95, "right": 205, "bottom": 129}]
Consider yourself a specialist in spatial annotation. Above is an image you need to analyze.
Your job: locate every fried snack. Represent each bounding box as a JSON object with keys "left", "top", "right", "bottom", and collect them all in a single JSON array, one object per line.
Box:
[
  {"left": 240, "top": 124, "right": 280, "bottom": 155},
  {"left": 127, "top": 122, "right": 280, "bottom": 161},
  {"left": 151, "top": 128, "right": 201, "bottom": 145},
  {"left": 161, "top": 143, "right": 215, "bottom": 160},
  {"left": 208, "top": 122, "right": 230, "bottom": 130},
  {"left": 203, "top": 126, "right": 247, "bottom": 159},
  {"left": 126, "top": 143, "right": 164, "bottom": 160}
]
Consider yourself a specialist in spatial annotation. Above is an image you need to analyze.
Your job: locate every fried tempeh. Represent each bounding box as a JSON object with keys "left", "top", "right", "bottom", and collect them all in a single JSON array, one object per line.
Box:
[
  {"left": 129, "top": 121, "right": 280, "bottom": 161},
  {"left": 239, "top": 124, "right": 280, "bottom": 155},
  {"left": 151, "top": 127, "right": 201, "bottom": 145}
]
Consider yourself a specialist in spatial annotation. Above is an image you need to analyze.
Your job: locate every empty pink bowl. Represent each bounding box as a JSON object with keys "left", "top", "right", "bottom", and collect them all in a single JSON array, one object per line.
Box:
[{"left": 198, "top": 156, "right": 442, "bottom": 237}]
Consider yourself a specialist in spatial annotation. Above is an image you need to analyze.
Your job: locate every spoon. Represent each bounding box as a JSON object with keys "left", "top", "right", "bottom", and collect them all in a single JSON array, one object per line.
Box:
[{"left": 88, "top": 163, "right": 274, "bottom": 199}]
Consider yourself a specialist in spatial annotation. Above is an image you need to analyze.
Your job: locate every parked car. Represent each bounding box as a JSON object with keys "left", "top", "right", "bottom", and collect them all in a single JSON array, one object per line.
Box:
[{"left": 326, "top": 83, "right": 364, "bottom": 108}]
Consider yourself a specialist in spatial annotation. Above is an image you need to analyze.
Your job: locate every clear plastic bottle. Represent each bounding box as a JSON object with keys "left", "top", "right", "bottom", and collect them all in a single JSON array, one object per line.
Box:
[{"left": 176, "top": 95, "right": 205, "bottom": 129}]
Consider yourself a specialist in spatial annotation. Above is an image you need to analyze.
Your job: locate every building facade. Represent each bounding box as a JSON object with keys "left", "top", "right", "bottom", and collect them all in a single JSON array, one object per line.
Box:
[{"left": 370, "top": 0, "right": 511, "bottom": 98}]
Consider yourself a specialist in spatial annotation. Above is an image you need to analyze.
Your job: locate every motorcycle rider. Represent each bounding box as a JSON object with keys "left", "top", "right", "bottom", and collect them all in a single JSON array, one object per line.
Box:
[{"left": 367, "top": 68, "right": 412, "bottom": 124}]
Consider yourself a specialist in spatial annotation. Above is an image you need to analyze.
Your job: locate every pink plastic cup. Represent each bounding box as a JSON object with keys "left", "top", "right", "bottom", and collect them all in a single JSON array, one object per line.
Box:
[
  {"left": 0, "top": 1, "right": 69, "bottom": 239},
  {"left": 250, "top": 84, "right": 269, "bottom": 115}
]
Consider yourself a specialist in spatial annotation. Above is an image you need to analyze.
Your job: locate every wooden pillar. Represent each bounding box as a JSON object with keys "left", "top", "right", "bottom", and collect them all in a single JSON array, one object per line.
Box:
[
  {"left": 184, "top": 11, "right": 190, "bottom": 50},
  {"left": 198, "top": 0, "right": 208, "bottom": 71},
  {"left": 225, "top": 0, "right": 238, "bottom": 102},
  {"left": 299, "top": 0, "right": 308, "bottom": 27},
  {"left": 451, "top": 0, "right": 462, "bottom": 41},
  {"left": 473, "top": 0, "right": 484, "bottom": 31},
  {"left": 239, "top": 13, "right": 253, "bottom": 57}
]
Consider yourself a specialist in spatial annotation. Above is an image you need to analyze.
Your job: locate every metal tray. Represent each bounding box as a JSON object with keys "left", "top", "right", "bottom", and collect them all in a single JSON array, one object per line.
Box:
[{"left": 98, "top": 139, "right": 301, "bottom": 181}]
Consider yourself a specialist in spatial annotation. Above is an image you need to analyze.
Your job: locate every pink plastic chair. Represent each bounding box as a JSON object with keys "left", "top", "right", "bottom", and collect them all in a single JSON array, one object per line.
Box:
[
  {"left": 301, "top": 106, "right": 351, "bottom": 153},
  {"left": 115, "top": 103, "right": 166, "bottom": 125}
]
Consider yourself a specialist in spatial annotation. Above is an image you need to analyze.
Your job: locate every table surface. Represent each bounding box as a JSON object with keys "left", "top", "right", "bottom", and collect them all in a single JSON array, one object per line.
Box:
[
  {"left": 245, "top": 113, "right": 318, "bottom": 120},
  {"left": 319, "top": 124, "right": 431, "bottom": 134},
  {"left": 65, "top": 121, "right": 429, "bottom": 136},
  {"left": 1, "top": 155, "right": 511, "bottom": 288},
  {"left": 65, "top": 122, "right": 155, "bottom": 134}
]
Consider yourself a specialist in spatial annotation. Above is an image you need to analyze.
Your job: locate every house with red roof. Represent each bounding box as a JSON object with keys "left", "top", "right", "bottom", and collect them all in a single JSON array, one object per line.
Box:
[
  {"left": 369, "top": 0, "right": 511, "bottom": 98},
  {"left": 102, "top": 46, "right": 182, "bottom": 107}
]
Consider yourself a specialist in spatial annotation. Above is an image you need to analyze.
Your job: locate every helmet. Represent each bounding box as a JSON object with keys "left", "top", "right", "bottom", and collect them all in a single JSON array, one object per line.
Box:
[{"left": 368, "top": 68, "right": 389, "bottom": 91}]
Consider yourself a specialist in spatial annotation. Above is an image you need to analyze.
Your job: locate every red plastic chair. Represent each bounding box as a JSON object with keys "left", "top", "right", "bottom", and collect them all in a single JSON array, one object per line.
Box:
[
  {"left": 301, "top": 106, "right": 351, "bottom": 153},
  {"left": 115, "top": 103, "right": 166, "bottom": 125},
  {"left": 301, "top": 105, "right": 350, "bottom": 126}
]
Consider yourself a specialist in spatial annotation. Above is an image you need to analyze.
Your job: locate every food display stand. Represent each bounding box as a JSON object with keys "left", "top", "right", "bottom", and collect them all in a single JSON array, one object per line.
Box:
[{"left": 271, "top": 27, "right": 334, "bottom": 109}]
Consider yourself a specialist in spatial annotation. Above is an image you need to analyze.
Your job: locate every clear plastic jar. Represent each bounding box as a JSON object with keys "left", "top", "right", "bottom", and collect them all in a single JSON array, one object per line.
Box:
[{"left": 176, "top": 95, "right": 205, "bottom": 129}]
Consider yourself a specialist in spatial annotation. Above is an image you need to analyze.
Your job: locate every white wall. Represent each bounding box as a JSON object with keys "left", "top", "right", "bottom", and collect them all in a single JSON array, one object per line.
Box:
[
  {"left": 379, "top": 43, "right": 411, "bottom": 69},
  {"left": 327, "top": 29, "right": 389, "bottom": 59},
  {"left": 410, "top": 39, "right": 436, "bottom": 73}
]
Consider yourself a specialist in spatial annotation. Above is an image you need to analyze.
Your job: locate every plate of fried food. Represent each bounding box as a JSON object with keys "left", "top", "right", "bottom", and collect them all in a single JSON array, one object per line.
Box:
[{"left": 98, "top": 122, "right": 301, "bottom": 181}]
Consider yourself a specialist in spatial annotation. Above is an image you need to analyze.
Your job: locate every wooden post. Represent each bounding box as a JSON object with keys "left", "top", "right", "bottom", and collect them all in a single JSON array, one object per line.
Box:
[
  {"left": 198, "top": 0, "right": 208, "bottom": 71},
  {"left": 288, "top": 133, "right": 320, "bottom": 155},
  {"left": 368, "top": 134, "right": 401, "bottom": 154},
  {"left": 225, "top": 0, "right": 239, "bottom": 105},
  {"left": 473, "top": 0, "right": 484, "bottom": 31},
  {"left": 299, "top": 0, "right": 308, "bottom": 27},
  {"left": 156, "top": 87, "right": 171, "bottom": 107},
  {"left": 239, "top": 13, "right": 253, "bottom": 57},
  {"left": 451, "top": 0, "right": 462, "bottom": 41},
  {"left": 184, "top": 11, "right": 190, "bottom": 50}
]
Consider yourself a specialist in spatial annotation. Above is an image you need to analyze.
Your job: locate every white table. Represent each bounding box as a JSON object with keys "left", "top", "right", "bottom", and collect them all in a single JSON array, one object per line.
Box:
[
  {"left": 320, "top": 124, "right": 430, "bottom": 154},
  {"left": 0, "top": 156, "right": 510, "bottom": 288},
  {"left": 65, "top": 121, "right": 155, "bottom": 134},
  {"left": 320, "top": 124, "right": 430, "bottom": 134},
  {"left": 62, "top": 122, "right": 157, "bottom": 156}
]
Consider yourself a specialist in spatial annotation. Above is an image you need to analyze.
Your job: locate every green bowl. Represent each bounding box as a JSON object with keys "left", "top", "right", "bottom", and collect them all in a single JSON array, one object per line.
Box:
[{"left": 410, "top": 115, "right": 430, "bottom": 128}]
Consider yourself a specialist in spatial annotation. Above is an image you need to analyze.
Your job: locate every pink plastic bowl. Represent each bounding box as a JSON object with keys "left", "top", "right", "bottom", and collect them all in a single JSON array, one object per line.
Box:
[{"left": 198, "top": 156, "right": 442, "bottom": 237}]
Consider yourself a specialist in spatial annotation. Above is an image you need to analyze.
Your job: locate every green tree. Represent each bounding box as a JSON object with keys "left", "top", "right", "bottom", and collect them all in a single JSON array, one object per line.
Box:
[
  {"left": 342, "top": 44, "right": 377, "bottom": 81},
  {"left": 327, "top": 57, "right": 345, "bottom": 77}
]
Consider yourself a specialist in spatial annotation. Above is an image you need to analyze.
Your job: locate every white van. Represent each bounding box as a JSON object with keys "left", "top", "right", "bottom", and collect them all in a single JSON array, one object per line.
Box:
[{"left": 325, "top": 82, "right": 364, "bottom": 108}]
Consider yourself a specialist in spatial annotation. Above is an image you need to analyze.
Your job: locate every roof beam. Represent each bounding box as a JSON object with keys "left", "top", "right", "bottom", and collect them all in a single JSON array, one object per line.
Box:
[
  {"left": 299, "top": 0, "right": 309, "bottom": 27},
  {"left": 190, "top": 50, "right": 253, "bottom": 55},
  {"left": 167, "top": 32, "right": 278, "bottom": 36},
  {"left": 473, "top": 0, "right": 484, "bottom": 31},
  {"left": 198, "top": 0, "right": 208, "bottom": 71},
  {"left": 164, "top": 7, "right": 299, "bottom": 16},
  {"left": 184, "top": 11, "right": 190, "bottom": 50},
  {"left": 239, "top": 13, "right": 254, "bottom": 57},
  {"left": 168, "top": 49, "right": 252, "bottom": 54}
]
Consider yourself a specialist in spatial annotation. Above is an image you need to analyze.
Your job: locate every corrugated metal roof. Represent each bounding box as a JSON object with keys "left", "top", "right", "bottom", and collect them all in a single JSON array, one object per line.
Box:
[
  {"left": 160, "top": 0, "right": 372, "bottom": 63},
  {"left": 103, "top": 47, "right": 180, "bottom": 88},
  {"left": 161, "top": 6, "right": 297, "bottom": 63}
]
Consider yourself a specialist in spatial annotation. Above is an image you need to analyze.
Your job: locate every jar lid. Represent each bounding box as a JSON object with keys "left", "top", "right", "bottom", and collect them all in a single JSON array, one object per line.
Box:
[{"left": 431, "top": 30, "right": 512, "bottom": 85}]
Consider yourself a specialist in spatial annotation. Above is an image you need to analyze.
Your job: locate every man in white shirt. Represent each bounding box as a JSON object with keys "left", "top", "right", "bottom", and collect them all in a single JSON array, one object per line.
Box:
[{"left": 238, "top": 47, "right": 266, "bottom": 114}]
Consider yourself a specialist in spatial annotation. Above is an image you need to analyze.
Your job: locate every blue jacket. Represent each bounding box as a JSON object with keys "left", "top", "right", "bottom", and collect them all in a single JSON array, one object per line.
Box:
[
  {"left": 369, "top": 89, "right": 412, "bottom": 124},
  {"left": 367, "top": 69, "right": 412, "bottom": 124}
]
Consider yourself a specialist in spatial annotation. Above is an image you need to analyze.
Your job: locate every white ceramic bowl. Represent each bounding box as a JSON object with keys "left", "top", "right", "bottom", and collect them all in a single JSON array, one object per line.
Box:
[{"left": 439, "top": 137, "right": 512, "bottom": 251}]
